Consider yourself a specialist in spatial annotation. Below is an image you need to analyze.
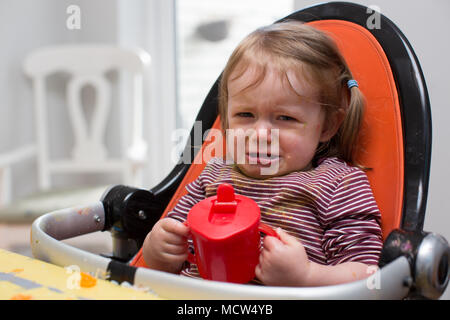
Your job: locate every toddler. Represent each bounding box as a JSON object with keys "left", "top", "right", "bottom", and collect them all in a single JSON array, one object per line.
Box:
[{"left": 142, "top": 21, "right": 383, "bottom": 286}]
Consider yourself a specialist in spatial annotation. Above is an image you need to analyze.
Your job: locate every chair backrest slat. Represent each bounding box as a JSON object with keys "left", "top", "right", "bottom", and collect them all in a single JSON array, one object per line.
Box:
[{"left": 24, "top": 45, "right": 151, "bottom": 190}]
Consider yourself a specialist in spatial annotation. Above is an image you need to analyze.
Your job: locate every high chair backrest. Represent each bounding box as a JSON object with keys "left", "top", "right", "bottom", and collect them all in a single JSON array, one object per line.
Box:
[
  {"left": 131, "top": 2, "right": 432, "bottom": 267},
  {"left": 24, "top": 45, "right": 151, "bottom": 190}
]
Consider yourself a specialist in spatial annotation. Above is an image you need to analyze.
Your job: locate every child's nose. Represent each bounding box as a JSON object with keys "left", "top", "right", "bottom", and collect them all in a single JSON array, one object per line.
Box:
[{"left": 251, "top": 121, "right": 273, "bottom": 144}]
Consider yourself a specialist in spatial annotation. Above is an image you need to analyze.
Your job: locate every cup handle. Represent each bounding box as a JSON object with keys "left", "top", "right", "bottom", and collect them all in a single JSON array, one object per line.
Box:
[
  {"left": 258, "top": 222, "right": 281, "bottom": 239},
  {"left": 183, "top": 221, "right": 196, "bottom": 264}
]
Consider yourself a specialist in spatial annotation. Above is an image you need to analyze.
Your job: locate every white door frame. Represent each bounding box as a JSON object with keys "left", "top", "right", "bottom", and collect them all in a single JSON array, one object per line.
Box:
[{"left": 117, "top": 0, "right": 178, "bottom": 188}]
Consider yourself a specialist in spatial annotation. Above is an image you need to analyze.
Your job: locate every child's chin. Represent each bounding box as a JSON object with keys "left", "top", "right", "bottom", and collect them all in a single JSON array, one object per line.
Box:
[{"left": 237, "top": 164, "right": 283, "bottom": 179}]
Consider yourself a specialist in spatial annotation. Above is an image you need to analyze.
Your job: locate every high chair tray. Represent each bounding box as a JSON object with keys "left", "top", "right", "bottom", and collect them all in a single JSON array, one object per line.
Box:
[{"left": 0, "top": 248, "right": 158, "bottom": 300}]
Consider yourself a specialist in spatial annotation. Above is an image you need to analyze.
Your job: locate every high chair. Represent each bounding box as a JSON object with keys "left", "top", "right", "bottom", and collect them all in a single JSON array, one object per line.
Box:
[{"left": 31, "top": 2, "right": 449, "bottom": 299}]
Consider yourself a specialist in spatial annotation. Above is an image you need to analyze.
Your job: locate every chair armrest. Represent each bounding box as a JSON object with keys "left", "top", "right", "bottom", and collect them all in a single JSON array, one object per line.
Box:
[
  {"left": 31, "top": 201, "right": 110, "bottom": 274},
  {"left": 132, "top": 256, "right": 412, "bottom": 299}
]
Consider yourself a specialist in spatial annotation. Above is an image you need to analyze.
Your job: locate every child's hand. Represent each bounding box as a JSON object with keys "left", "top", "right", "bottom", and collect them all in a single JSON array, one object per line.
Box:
[
  {"left": 255, "top": 228, "right": 311, "bottom": 286},
  {"left": 142, "top": 218, "right": 190, "bottom": 274}
]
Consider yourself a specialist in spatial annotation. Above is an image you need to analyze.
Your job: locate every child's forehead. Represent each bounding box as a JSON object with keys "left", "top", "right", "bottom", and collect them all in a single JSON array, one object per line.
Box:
[{"left": 228, "top": 59, "right": 319, "bottom": 99}]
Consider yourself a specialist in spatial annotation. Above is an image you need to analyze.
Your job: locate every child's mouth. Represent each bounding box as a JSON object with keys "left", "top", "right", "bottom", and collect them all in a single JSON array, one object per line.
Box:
[{"left": 246, "top": 152, "right": 280, "bottom": 165}]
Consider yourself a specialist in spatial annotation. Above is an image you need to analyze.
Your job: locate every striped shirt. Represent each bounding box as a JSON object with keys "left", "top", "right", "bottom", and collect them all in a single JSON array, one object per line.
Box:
[{"left": 168, "top": 157, "right": 383, "bottom": 280}]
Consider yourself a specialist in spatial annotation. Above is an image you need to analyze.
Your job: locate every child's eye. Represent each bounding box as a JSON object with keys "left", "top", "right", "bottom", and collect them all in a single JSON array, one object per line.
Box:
[
  {"left": 236, "top": 112, "right": 254, "bottom": 118},
  {"left": 278, "top": 115, "right": 296, "bottom": 121}
]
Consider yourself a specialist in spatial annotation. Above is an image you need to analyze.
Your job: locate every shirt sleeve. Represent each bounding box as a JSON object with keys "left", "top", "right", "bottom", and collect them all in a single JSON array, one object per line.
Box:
[{"left": 321, "top": 168, "right": 383, "bottom": 266}]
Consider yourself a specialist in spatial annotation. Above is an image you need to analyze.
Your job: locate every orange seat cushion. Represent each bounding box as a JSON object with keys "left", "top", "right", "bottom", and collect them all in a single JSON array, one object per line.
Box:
[{"left": 309, "top": 20, "right": 404, "bottom": 239}]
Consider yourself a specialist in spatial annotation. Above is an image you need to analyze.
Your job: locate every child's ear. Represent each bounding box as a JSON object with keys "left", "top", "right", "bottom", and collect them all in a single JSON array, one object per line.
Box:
[{"left": 319, "top": 109, "right": 345, "bottom": 142}]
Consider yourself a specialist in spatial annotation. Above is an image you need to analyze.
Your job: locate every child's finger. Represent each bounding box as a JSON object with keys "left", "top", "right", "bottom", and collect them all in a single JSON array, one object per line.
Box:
[
  {"left": 276, "top": 228, "right": 298, "bottom": 246},
  {"left": 163, "top": 231, "right": 188, "bottom": 245},
  {"left": 162, "top": 242, "right": 188, "bottom": 255},
  {"left": 159, "top": 251, "right": 188, "bottom": 265},
  {"left": 162, "top": 218, "right": 190, "bottom": 237},
  {"left": 263, "top": 233, "right": 282, "bottom": 251},
  {"left": 259, "top": 250, "right": 264, "bottom": 264},
  {"left": 255, "top": 263, "right": 264, "bottom": 282}
]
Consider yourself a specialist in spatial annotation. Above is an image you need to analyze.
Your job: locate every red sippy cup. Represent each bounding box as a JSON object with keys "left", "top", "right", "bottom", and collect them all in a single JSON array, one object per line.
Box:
[{"left": 185, "top": 183, "right": 279, "bottom": 283}]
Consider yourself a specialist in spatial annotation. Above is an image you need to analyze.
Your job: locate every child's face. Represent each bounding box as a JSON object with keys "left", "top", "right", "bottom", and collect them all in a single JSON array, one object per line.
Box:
[{"left": 226, "top": 65, "right": 334, "bottom": 179}]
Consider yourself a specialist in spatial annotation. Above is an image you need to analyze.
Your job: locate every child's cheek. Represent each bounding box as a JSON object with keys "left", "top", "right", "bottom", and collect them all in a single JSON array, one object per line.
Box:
[
  {"left": 282, "top": 133, "right": 304, "bottom": 153},
  {"left": 293, "top": 123, "right": 308, "bottom": 136},
  {"left": 316, "top": 123, "right": 323, "bottom": 134}
]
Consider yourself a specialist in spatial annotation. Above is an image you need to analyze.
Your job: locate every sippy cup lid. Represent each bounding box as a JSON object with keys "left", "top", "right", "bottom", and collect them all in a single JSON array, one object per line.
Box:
[{"left": 187, "top": 183, "right": 260, "bottom": 240}]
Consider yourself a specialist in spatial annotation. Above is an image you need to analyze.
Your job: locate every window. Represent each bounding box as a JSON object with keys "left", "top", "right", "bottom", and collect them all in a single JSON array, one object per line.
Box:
[{"left": 175, "top": 0, "right": 294, "bottom": 130}]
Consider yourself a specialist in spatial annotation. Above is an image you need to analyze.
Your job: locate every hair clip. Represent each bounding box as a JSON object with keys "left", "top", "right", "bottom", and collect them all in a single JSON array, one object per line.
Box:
[{"left": 347, "top": 79, "right": 359, "bottom": 89}]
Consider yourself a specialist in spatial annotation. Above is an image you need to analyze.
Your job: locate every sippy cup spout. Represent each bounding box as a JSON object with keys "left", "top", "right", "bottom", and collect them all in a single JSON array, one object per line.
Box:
[{"left": 211, "top": 183, "right": 237, "bottom": 214}]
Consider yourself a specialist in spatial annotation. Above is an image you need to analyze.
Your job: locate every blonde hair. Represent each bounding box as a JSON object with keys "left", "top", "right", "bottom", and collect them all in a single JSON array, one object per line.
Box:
[{"left": 218, "top": 21, "right": 365, "bottom": 167}]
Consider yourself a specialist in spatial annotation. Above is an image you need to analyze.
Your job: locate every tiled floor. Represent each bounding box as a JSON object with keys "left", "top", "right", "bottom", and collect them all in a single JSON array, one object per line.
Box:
[{"left": 0, "top": 223, "right": 112, "bottom": 258}]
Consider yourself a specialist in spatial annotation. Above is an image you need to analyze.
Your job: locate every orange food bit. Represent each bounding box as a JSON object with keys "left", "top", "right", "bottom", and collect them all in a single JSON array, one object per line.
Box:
[
  {"left": 80, "top": 272, "right": 97, "bottom": 288},
  {"left": 10, "top": 268, "right": 24, "bottom": 273},
  {"left": 11, "top": 294, "right": 33, "bottom": 300}
]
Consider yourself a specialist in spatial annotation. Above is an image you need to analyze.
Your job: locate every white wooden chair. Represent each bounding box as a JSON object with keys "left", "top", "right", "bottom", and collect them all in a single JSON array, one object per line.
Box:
[{"left": 0, "top": 45, "right": 151, "bottom": 223}]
